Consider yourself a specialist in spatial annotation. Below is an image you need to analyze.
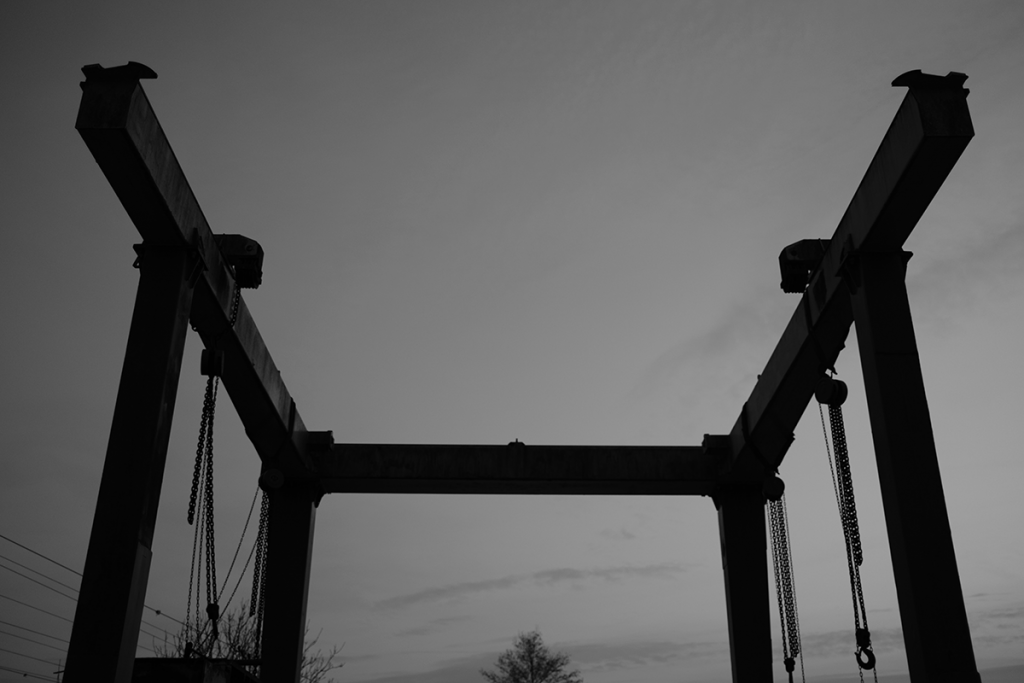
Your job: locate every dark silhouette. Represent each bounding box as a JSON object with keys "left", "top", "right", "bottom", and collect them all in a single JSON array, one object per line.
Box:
[{"left": 480, "top": 630, "right": 582, "bottom": 683}]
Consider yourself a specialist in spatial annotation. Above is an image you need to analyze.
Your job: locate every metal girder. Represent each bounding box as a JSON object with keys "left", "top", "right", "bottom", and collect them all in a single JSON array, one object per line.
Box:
[
  {"left": 76, "top": 66, "right": 314, "bottom": 683},
  {"left": 717, "top": 486, "right": 773, "bottom": 682},
  {"left": 723, "top": 75, "right": 974, "bottom": 478},
  {"left": 314, "top": 442, "right": 718, "bottom": 495},
  {"left": 75, "top": 75, "right": 311, "bottom": 476},
  {"left": 64, "top": 246, "right": 195, "bottom": 683},
  {"left": 851, "top": 252, "right": 980, "bottom": 682},
  {"left": 261, "top": 485, "right": 317, "bottom": 683}
]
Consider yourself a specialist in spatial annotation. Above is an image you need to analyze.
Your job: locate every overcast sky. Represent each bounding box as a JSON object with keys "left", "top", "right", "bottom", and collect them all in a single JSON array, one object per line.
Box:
[{"left": 2, "top": 2, "right": 1023, "bottom": 682}]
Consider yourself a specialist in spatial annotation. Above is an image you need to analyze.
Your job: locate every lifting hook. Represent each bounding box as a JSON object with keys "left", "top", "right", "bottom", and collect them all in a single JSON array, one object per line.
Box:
[
  {"left": 856, "top": 647, "right": 876, "bottom": 670},
  {"left": 855, "top": 627, "right": 876, "bottom": 670}
]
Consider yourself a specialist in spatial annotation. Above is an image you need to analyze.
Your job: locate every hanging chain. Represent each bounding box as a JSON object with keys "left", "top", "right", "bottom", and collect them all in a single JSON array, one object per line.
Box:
[
  {"left": 250, "top": 489, "right": 270, "bottom": 656},
  {"left": 184, "top": 285, "right": 242, "bottom": 654},
  {"left": 783, "top": 496, "right": 806, "bottom": 679},
  {"left": 819, "top": 395, "right": 877, "bottom": 683},
  {"left": 769, "top": 493, "right": 804, "bottom": 683},
  {"left": 203, "top": 378, "right": 220, "bottom": 642},
  {"left": 188, "top": 379, "right": 216, "bottom": 525},
  {"left": 228, "top": 283, "right": 242, "bottom": 327},
  {"left": 185, "top": 455, "right": 205, "bottom": 647}
]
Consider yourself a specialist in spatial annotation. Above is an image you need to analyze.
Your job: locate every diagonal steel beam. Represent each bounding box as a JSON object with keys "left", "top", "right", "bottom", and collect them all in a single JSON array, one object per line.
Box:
[
  {"left": 723, "top": 73, "right": 974, "bottom": 478},
  {"left": 76, "top": 74, "right": 311, "bottom": 475},
  {"left": 76, "top": 66, "right": 316, "bottom": 683}
]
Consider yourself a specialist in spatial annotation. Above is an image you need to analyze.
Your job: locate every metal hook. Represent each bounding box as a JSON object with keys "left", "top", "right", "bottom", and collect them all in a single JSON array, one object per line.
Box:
[{"left": 856, "top": 646, "right": 876, "bottom": 670}]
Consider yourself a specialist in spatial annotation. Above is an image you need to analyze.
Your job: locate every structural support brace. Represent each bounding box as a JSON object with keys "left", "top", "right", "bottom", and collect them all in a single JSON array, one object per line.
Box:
[
  {"left": 850, "top": 251, "right": 980, "bottom": 682},
  {"left": 64, "top": 246, "right": 194, "bottom": 683}
]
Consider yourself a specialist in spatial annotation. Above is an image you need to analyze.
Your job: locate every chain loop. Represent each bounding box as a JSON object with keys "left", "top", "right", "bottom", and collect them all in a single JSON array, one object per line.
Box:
[
  {"left": 183, "top": 282, "right": 242, "bottom": 655},
  {"left": 250, "top": 490, "right": 270, "bottom": 655},
  {"left": 819, "top": 400, "right": 877, "bottom": 683},
  {"left": 769, "top": 493, "right": 804, "bottom": 683},
  {"left": 188, "top": 378, "right": 215, "bottom": 525},
  {"left": 203, "top": 380, "right": 219, "bottom": 644}
]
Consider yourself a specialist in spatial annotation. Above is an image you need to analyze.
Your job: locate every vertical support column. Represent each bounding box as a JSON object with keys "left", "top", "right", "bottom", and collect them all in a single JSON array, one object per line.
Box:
[
  {"left": 65, "top": 246, "right": 195, "bottom": 683},
  {"left": 850, "top": 251, "right": 980, "bottom": 683},
  {"left": 260, "top": 483, "right": 317, "bottom": 683},
  {"left": 717, "top": 486, "right": 773, "bottom": 682}
]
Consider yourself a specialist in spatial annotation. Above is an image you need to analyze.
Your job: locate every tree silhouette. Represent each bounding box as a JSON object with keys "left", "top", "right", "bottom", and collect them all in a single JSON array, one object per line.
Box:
[
  {"left": 153, "top": 602, "right": 342, "bottom": 683},
  {"left": 480, "top": 630, "right": 583, "bottom": 683}
]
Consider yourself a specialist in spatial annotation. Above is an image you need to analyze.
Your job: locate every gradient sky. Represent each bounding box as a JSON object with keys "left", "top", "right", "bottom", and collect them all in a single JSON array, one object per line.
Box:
[{"left": 2, "top": 2, "right": 1023, "bottom": 682}]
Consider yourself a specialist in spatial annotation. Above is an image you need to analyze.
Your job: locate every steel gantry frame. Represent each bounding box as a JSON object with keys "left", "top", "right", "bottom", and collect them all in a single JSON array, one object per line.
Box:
[{"left": 64, "top": 63, "right": 980, "bottom": 682}]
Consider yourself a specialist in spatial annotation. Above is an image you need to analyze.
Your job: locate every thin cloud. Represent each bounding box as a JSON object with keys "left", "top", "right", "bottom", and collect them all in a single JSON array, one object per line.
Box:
[
  {"left": 339, "top": 653, "right": 382, "bottom": 664},
  {"left": 908, "top": 222, "right": 1024, "bottom": 328},
  {"left": 630, "top": 221, "right": 1024, "bottom": 413},
  {"left": 619, "top": 292, "right": 798, "bottom": 441},
  {"left": 630, "top": 298, "right": 765, "bottom": 395},
  {"left": 797, "top": 626, "right": 904, "bottom": 658},
  {"left": 969, "top": 600, "right": 1024, "bottom": 648},
  {"left": 347, "top": 650, "right": 499, "bottom": 683},
  {"left": 599, "top": 527, "right": 638, "bottom": 540},
  {"left": 394, "top": 615, "right": 472, "bottom": 637},
  {"left": 568, "top": 638, "right": 727, "bottom": 671},
  {"left": 375, "top": 562, "right": 690, "bottom": 609}
]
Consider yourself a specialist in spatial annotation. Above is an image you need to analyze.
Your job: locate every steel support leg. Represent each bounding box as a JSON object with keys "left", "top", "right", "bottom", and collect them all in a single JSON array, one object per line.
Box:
[
  {"left": 717, "top": 487, "right": 773, "bottom": 682},
  {"left": 850, "top": 251, "right": 980, "bottom": 682},
  {"left": 65, "top": 246, "right": 194, "bottom": 683},
  {"left": 260, "top": 483, "right": 317, "bottom": 683}
]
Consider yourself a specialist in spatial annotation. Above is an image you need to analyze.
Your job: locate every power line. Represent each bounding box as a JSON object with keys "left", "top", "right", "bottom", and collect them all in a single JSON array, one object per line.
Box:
[
  {"left": 0, "top": 629, "right": 67, "bottom": 654},
  {"left": 0, "top": 532, "right": 188, "bottom": 630},
  {"left": 0, "top": 646, "right": 60, "bottom": 667},
  {"left": 0, "top": 620, "right": 68, "bottom": 645},
  {"left": 0, "top": 593, "right": 73, "bottom": 623},
  {"left": 0, "top": 562, "right": 77, "bottom": 601},
  {"left": 0, "top": 618, "right": 68, "bottom": 647},
  {"left": 140, "top": 618, "right": 175, "bottom": 639},
  {"left": 138, "top": 627, "right": 164, "bottom": 643},
  {"left": 144, "top": 605, "right": 187, "bottom": 629},
  {"left": 0, "top": 553, "right": 79, "bottom": 594},
  {"left": 0, "top": 664, "right": 55, "bottom": 681},
  {"left": 0, "top": 534, "right": 80, "bottom": 577}
]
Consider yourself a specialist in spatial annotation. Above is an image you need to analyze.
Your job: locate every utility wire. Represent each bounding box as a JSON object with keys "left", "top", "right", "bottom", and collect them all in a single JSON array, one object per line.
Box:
[
  {"left": 0, "top": 620, "right": 68, "bottom": 644},
  {"left": 0, "top": 534, "right": 80, "bottom": 577},
  {"left": 140, "top": 619, "right": 175, "bottom": 639},
  {"left": 0, "top": 533, "right": 187, "bottom": 631},
  {"left": 0, "top": 663, "right": 55, "bottom": 681},
  {"left": 0, "top": 646, "right": 60, "bottom": 667},
  {"left": 0, "top": 593, "right": 161, "bottom": 655},
  {"left": 0, "top": 562, "right": 77, "bottom": 601},
  {"left": 218, "top": 487, "right": 259, "bottom": 605},
  {"left": 144, "top": 605, "right": 187, "bottom": 629},
  {"left": 0, "top": 554, "right": 79, "bottom": 594},
  {"left": 139, "top": 627, "right": 164, "bottom": 643},
  {"left": 0, "top": 629, "right": 67, "bottom": 654},
  {"left": 0, "top": 593, "right": 72, "bottom": 623}
]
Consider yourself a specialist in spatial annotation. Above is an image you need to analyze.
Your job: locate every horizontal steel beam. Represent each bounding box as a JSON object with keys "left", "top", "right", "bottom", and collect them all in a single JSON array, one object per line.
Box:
[
  {"left": 725, "top": 76, "right": 974, "bottom": 478},
  {"left": 76, "top": 78, "right": 311, "bottom": 474},
  {"left": 315, "top": 443, "right": 717, "bottom": 495}
]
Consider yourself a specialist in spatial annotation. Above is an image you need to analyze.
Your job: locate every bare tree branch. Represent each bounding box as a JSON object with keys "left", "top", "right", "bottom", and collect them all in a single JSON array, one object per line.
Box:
[
  {"left": 153, "top": 602, "right": 343, "bottom": 683},
  {"left": 480, "top": 630, "right": 582, "bottom": 683}
]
